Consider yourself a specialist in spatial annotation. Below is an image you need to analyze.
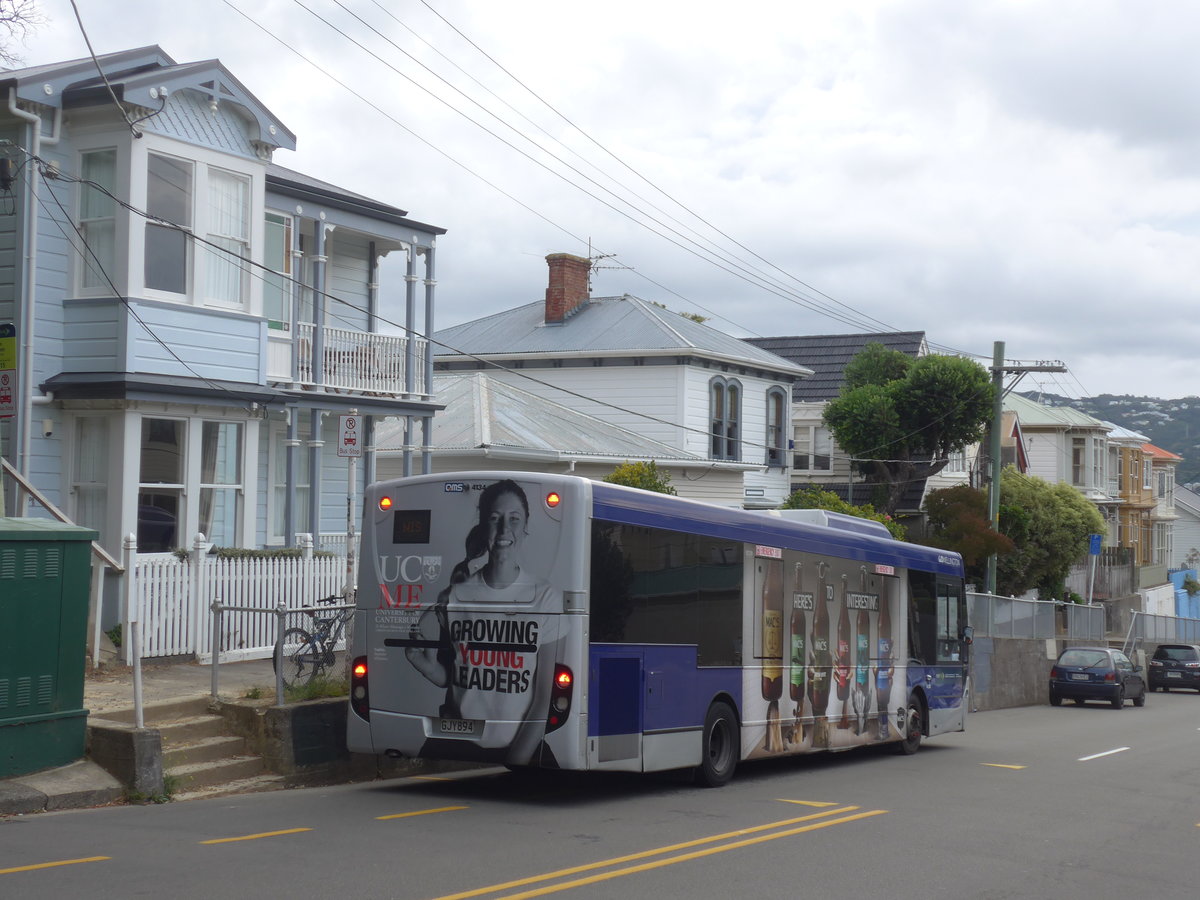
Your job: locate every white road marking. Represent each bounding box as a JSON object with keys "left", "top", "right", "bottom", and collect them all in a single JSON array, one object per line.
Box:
[{"left": 1078, "top": 747, "right": 1130, "bottom": 761}]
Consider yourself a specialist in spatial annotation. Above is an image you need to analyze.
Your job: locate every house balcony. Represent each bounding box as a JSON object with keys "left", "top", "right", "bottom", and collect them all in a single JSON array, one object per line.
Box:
[{"left": 286, "top": 323, "right": 427, "bottom": 397}]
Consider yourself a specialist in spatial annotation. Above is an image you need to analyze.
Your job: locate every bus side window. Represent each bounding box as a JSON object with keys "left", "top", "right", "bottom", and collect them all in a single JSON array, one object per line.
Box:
[{"left": 907, "top": 570, "right": 937, "bottom": 666}]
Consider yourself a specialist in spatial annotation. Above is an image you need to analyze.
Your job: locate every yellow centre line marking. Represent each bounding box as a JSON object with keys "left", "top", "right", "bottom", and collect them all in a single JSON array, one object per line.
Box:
[
  {"left": 200, "top": 828, "right": 312, "bottom": 844},
  {"left": 981, "top": 763, "right": 1027, "bottom": 770},
  {"left": 776, "top": 799, "right": 840, "bottom": 807},
  {"left": 378, "top": 805, "right": 468, "bottom": 820},
  {"left": 430, "top": 806, "right": 873, "bottom": 900},
  {"left": 1, "top": 856, "right": 110, "bottom": 875},
  {"left": 495, "top": 810, "right": 889, "bottom": 900}
]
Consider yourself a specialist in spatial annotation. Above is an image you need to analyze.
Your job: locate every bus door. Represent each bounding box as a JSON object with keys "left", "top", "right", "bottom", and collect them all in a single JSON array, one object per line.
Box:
[
  {"left": 587, "top": 647, "right": 643, "bottom": 771},
  {"left": 928, "top": 578, "right": 967, "bottom": 734}
]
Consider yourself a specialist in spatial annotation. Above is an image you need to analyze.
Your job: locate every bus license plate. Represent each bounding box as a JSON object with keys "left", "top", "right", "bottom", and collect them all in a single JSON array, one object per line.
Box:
[{"left": 436, "top": 718, "right": 481, "bottom": 737}]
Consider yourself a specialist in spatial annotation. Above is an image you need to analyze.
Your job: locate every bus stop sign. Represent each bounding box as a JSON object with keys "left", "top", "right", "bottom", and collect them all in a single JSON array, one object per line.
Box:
[{"left": 338, "top": 415, "right": 362, "bottom": 458}]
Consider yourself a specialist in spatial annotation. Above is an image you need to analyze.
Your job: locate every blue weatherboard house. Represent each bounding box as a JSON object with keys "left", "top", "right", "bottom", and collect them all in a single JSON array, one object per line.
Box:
[{"left": 0, "top": 47, "right": 444, "bottom": 631}]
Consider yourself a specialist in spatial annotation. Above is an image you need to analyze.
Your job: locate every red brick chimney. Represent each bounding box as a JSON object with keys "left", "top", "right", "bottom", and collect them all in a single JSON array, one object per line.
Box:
[{"left": 544, "top": 253, "right": 591, "bottom": 324}]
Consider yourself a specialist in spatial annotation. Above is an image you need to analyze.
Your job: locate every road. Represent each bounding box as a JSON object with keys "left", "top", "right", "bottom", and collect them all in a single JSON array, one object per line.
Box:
[{"left": 2, "top": 691, "right": 1198, "bottom": 899}]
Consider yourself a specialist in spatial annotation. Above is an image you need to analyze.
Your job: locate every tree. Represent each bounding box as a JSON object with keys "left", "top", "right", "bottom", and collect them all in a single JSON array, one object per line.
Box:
[
  {"left": 782, "top": 486, "right": 906, "bottom": 540},
  {"left": 922, "top": 484, "right": 1015, "bottom": 587},
  {"left": 995, "top": 466, "right": 1106, "bottom": 599},
  {"left": 822, "top": 344, "right": 994, "bottom": 515},
  {"left": 0, "top": 1, "right": 44, "bottom": 66},
  {"left": 604, "top": 460, "right": 677, "bottom": 495}
]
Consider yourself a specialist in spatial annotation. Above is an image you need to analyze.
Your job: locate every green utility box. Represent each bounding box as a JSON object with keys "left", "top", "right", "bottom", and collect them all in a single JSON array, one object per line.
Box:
[{"left": 0, "top": 518, "right": 97, "bottom": 777}]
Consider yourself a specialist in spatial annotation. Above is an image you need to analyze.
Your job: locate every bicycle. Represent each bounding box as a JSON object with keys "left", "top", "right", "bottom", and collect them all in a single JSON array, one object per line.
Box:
[{"left": 273, "top": 594, "right": 354, "bottom": 690}]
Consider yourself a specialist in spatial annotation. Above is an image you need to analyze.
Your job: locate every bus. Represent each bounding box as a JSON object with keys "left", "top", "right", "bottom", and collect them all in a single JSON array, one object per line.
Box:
[{"left": 347, "top": 472, "right": 970, "bottom": 786}]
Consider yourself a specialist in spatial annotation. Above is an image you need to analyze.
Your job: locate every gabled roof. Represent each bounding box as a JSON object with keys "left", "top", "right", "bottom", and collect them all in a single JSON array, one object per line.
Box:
[
  {"left": 433, "top": 295, "right": 811, "bottom": 377},
  {"left": 742, "top": 332, "right": 927, "bottom": 401},
  {"left": 0, "top": 45, "right": 295, "bottom": 151},
  {"left": 1003, "top": 392, "right": 1108, "bottom": 430},
  {"left": 1143, "top": 443, "right": 1182, "bottom": 463},
  {"left": 1102, "top": 421, "right": 1150, "bottom": 445},
  {"left": 376, "top": 372, "right": 721, "bottom": 463}
]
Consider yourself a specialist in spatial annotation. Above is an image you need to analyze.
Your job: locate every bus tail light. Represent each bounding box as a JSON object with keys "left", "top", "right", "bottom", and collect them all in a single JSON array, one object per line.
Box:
[
  {"left": 351, "top": 656, "right": 370, "bottom": 721},
  {"left": 544, "top": 663, "right": 573, "bottom": 734}
]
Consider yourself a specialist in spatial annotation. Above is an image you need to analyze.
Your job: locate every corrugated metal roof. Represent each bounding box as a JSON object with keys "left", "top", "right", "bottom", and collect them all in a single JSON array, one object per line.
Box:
[
  {"left": 742, "top": 332, "right": 927, "bottom": 401},
  {"left": 433, "top": 295, "right": 811, "bottom": 376},
  {"left": 1004, "top": 392, "right": 1107, "bottom": 429},
  {"left": 376, "top": 373, "right": 708, "bottom": 461}
]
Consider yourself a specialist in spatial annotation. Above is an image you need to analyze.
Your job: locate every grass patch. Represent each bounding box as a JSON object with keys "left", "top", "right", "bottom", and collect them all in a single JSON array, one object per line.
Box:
[
  {"left": 284, "top": 673, "right": 349, "bottom": 703},
  {"left": 242, "top": 685, "right": 266, "bottom": 700},
  {"left": 125, "top": 773, "right": 181, "bottom": 805}
]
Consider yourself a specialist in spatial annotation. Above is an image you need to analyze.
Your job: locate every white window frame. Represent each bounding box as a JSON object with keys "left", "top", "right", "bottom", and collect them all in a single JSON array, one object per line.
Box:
[
  {"left": 135, "top": 412, "right": 255, "bottom": 553},
  {"left": 792, "top": 423, "right": 833, "bottom": 473},
  {"left": 709, "top": 376, "right": 742, "bottom": 462},
  {"left": 134, "top": 138, "right": 265, "bottom": 311},
  {"left": 77, "top": 147, "right": 119, "bottom": 293},
  {"left": 263, "top": 210, "right": 294, "bottom": 331},
  {"left": 765, "top": 386, "right": 788, "bottom": 468}
]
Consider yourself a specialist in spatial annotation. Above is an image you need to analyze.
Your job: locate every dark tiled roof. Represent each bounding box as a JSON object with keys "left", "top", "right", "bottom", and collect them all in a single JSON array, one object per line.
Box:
[{"left": 743, "top": 332, "right": 927, "bottom": 401}]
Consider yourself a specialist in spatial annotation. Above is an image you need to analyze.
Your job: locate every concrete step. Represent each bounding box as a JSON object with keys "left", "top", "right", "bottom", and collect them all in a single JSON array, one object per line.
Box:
[
  {"left": 158, "top": 714, "right": 230, "bottom": 747},
  {"left": 163, "top": 734, "right": 248, "bottom": 769},
  {"left": 94, "top": 696, "right": 213, "bottom": 726},
  {"left": 168, "top": 756, "right": 268, "bottom": 793},
  {"left": 172, "top": 773, "right": 287, "bottom": 803}
]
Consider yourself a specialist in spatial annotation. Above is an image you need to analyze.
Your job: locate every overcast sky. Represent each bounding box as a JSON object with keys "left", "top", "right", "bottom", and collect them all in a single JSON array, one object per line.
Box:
[{"left": 12, "top": 0, "right": 1200, "bottom": 399}]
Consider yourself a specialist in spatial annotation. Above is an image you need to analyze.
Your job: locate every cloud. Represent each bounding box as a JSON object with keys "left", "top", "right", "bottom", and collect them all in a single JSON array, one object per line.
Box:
[{"left": 15, "top": 0, "right": 1200, "bottom": 399}]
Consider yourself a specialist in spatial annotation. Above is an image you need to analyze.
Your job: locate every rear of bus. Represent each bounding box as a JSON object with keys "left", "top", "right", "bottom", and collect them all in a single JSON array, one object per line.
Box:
[{"left": 347, "top": 473, "right": 589, "bottom": 769}]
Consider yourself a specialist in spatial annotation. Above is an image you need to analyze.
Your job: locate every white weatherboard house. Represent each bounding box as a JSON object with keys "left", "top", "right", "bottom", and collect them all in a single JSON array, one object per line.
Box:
[
  {"left": 375, "top": 372, "right": 748, "bottom": 505},
  {"left": 0, "top": 47, "right": 443, "bottom": 637},
  {"left": 432, "top": 253, "right": 812, "bottom": 508}
]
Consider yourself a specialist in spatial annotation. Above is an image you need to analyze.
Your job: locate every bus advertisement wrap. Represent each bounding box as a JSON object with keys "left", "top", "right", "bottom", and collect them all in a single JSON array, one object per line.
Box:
[
  {"left": 350, "top": 472, "right": 968, "bottom": 787},
  {"left": 364, "top": 477, "right": 569, "bottom": 766},
  {"left": 745, "top": 555, "right": 897, "bottom": 760}
]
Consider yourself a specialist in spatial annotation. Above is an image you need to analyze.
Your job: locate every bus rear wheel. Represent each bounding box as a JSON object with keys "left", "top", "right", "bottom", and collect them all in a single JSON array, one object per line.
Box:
[
  {"left": 695, "top": 701, "right": 739, "bottom": 787},
  {"left": 896, "top": 694, "right": 922, "bottom": 755}
]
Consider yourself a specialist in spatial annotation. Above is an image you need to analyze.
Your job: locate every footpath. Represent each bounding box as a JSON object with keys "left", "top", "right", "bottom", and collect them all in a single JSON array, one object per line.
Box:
[{"left": 0, "top": 657, "right": 280, "bottom": 816}]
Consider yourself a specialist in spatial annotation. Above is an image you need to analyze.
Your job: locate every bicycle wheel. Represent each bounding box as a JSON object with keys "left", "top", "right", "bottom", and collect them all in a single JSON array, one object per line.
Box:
[{"left": 274, "top": 627, "right": 321, "bottom": 690}]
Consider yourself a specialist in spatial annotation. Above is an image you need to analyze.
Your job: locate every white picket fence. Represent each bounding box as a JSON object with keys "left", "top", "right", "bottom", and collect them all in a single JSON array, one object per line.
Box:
[{"left": 134, "top": 541, "right": 348, "bottom": 663}]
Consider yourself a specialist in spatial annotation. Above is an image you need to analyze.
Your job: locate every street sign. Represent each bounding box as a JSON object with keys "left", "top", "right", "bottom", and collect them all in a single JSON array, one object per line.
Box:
[
  {"left": 0, "top": 323, "right": 15, "bottom": 419},
  {"left": 1089, "top": 534, "right": 1103, "bottom": 556},
  {"left": 338, "top": 414, "right": 362, "bottom": 458}
]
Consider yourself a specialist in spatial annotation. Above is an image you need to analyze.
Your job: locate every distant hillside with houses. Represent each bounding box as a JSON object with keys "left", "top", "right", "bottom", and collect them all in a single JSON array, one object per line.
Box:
[{"left": 1019, "top": 392, "right": 1200, "bottom": 486}]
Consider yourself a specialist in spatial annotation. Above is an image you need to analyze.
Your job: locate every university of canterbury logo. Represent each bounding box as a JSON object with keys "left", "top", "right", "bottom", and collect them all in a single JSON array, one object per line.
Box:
[{"left": 423, "top": 556, "right": 442, "bottom": 581}]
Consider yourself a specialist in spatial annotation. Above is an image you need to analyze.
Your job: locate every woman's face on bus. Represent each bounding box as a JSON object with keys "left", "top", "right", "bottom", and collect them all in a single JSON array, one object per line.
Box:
[{"left": 485, "top": 491, "right": 527, "bottom": 561}]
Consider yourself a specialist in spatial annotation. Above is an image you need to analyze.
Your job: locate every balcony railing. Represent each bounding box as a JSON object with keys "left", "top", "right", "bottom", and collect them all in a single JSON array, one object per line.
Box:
[{"left": 296, "top": 324, "right": 427, "bottom": 396}]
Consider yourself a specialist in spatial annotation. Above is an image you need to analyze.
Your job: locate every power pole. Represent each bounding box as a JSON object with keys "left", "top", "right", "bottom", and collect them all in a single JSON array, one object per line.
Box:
[{"left": 984, "top": 341, "right": 1067, "bottom": 594}]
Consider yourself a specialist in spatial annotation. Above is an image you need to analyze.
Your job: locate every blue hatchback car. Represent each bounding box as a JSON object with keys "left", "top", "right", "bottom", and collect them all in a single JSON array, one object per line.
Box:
[{"left": 1049, "top": 646, "right": 1147, "bottom": 709}]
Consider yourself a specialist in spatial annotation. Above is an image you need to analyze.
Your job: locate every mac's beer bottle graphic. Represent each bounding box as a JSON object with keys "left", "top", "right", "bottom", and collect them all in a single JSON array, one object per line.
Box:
[
  {"left": 761, "top": 558, "right": 784, "bottom": 701},
  {"left": 807, "top": 562, "right": 831, "bottom": 744},
  {"left": 834, "top": 575, "right": 852, "bottom": 729},
  {"left": 853, "top": 602, "right": 872, "bottom": 735},
  {"left": 876, "top": 593, "right": 894, "bottom": 740},
  {"left": 790, "top": 565, "right": 807, "bottom": 704},
  {"left": 789, "top": 563, "right": 810, "bottom": 746}
]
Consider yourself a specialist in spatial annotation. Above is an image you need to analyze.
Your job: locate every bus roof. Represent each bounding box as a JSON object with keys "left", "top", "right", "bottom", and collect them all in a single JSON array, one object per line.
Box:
[{"left": 589, "top": 480, "right": 963, "bottom": 578}]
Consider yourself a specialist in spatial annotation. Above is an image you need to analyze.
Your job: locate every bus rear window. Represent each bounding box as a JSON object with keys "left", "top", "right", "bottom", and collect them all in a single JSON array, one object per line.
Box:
[{"left": 392, "top": 509, "right": 431, "bottom": 544}]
